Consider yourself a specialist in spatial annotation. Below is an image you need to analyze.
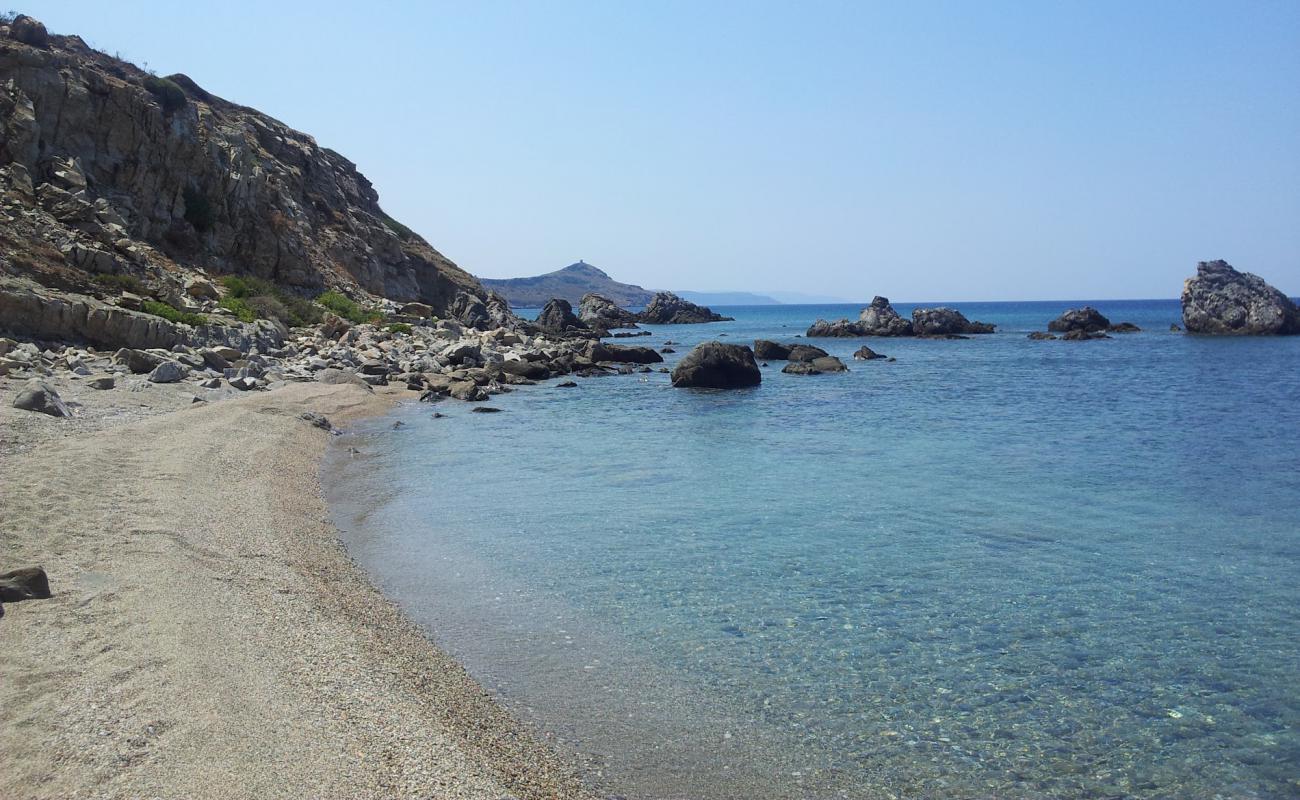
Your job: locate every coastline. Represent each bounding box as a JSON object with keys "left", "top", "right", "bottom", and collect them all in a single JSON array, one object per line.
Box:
[{"left": 0, "top": 380, "right": 592, "bottom": 800}]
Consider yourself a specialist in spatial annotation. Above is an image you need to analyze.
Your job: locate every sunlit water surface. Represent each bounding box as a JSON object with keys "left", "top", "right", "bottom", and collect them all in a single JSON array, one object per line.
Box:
[{"left": 325, "top": 301, "right": 1300, "bottom": 799}]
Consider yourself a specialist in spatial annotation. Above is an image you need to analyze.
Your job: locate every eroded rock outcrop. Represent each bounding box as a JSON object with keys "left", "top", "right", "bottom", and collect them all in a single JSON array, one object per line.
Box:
[
  {"left": 535, "top": 298, "right": 587, "bottom": 334},
  {"left": 858, "top": 297, "right": 913, "bottom": 336},
  {"left": 637, "top": 292, "right": 732, "bottom": 324},
  {"left": 0, "top": 18, "right": 485, "bottom": 318},
  {"left": 578, "top": 293, "right": 638, "bottom": 328},
  {"left": 670, "top": 342, "right": 760, "bottom": 388},
  {"left": 1181, "top": 260, "right": 1298, "bottom": 335}
]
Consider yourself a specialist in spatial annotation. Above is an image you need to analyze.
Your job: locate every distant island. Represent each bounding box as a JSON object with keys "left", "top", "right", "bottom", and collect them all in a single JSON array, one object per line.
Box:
[{"left": 481, "top": 262, "right": 779, "bottom": 307}]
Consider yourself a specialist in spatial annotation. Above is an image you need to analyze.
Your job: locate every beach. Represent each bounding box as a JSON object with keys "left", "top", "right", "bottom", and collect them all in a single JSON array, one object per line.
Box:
[{"left": 0, "top": 378, "right": 591, "bottom": 800}]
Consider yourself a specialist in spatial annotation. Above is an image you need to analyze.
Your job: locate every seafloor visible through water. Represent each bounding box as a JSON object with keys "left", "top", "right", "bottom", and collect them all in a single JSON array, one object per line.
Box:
[{"left": 326, "top": 300, "right": 1300, "bottom": 799}]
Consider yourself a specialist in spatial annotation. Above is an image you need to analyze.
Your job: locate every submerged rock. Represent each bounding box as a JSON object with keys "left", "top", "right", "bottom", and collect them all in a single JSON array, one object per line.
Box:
[
  {"left": 1062, "top": 329, "right": 1111, "bottom": 341},
  {"left": 786, "top": 344, "right": 830, "bottom": 363},
  {"left": 1181, "top": 260, "right": 1299, "bottom": 335},
  {"left": 852, "top": 345, "right": 887, "bottom": 359},
  {"left": 1027, "top": 331, "right": 1058, "bottom": 341},
  {"left": 670, "top": 342, "right": 761, "bottom": 388}
]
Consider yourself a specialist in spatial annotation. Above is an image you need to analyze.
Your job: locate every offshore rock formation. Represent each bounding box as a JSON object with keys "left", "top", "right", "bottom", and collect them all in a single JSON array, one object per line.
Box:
[
  {"left": 911, "top": 307, "right": 994, "bottom": 336},
  {"left": 1181, "top": 260, "right": 1298, "bottom": 335},
  {"left": 0, "top": 17, "right": 486, "bottom": 320},
  {"left": 637, "top": 292, "right": 733, "bottom": 324},
  {"left": 670, "top": 342, "right": 760, "bottom": 388},
  {"left": 858, "top": 296, "right": 914, "bottom": 336},
  {"left": 578, "top": 292, "right": 639, "bottom": 328},
  {"left": 534, "top": 298, "right": 587, "bottom": 334}
]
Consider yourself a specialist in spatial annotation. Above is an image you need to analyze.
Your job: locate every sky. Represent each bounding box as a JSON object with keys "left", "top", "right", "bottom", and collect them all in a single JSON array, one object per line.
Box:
[{"left": 23, "top": 1, "right": 1300, "bottom": 301}]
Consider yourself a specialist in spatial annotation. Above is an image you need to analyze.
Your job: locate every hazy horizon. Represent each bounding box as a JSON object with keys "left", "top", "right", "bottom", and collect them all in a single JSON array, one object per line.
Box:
[{"left": 26, "top": 1, "right": 1300, "bottom": 301}]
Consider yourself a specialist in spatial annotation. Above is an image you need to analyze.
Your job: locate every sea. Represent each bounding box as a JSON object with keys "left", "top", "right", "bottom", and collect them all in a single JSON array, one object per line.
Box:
[{"left": 324, "top": 300, "right": 1300, "bottom": 799}]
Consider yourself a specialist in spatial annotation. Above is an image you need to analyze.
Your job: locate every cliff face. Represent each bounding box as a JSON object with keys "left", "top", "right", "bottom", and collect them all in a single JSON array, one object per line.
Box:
[{"left": 0, "top": 16, "right": 483, "bottom": 315}]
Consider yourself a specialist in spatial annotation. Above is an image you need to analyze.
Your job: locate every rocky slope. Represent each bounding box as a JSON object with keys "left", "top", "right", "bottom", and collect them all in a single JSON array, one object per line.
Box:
[
  {"left": 481, "top": 261, "right": 655, "bottom": 307},
  {"left": 0, "top": 15, "right": 485, "bottom": 323}
]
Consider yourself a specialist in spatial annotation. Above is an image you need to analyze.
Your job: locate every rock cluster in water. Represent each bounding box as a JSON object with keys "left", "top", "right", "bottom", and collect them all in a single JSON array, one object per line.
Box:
[
  {"left": 1181, "top": 260, "right": 1298, "bottom": 335},
  {"left": 806, "top": 297, "right": 995, "bottom": 338},
  {"left": 637, "top": 292, "right": 733, "bottom": 324}
]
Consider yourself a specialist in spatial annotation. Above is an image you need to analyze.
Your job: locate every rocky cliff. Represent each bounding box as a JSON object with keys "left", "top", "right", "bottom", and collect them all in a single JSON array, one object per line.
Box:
[{"left": 0, "top": 15, "right": 484, "bottom": 318}]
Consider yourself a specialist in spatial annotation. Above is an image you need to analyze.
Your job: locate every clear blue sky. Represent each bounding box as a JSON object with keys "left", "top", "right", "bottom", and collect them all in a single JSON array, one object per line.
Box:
[{"left": 25, "top": 1, "right": 1300, "bottom": 301}]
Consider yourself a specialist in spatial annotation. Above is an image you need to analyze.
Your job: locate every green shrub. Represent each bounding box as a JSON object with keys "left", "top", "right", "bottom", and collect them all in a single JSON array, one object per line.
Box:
[
  {"left": 379, "top": 212, "right": 414, "bottom": 241},
  {"left": 142, "top": 299, "right": 207, "bottom": 326},
  {"left": 182, "top": 185, "right": 216, "bottom": 232},
  {"left": 317, "top": 290, "right": 382, "bottom": 324},
  {"left": 218, "top": 295, "right": 256, "bottom": 323},
  {"left": 386, "top": 322, "right": 413, "bottom": 335},
  {"left": 144, "top": 75, "right": 187, "bottom": 113},
  {"left": 93, "top": 273, "right": 145, "bottom": 294},
  {"left": 247, "top": 294, "right": 288, "bottom": 323}
]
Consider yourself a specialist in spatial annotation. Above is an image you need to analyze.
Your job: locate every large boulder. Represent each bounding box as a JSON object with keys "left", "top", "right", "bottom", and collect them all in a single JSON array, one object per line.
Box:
[
  {"left": 535, "top": 298, "right": 587, "bottom": 334},
  {"left": 578, "top": 293, "right": 638, "bottom": 328},
  {"left": 783, "top": 356, "right": 848, "bottom": 375},
  {"left": 670, "top": 342, "right": 761, "bottom": 388},
  {"left": 858, "top": 297, "right": 914, "bottom": 336},
  {"left": 805, "top": 319, "right": 868, "bottom": 337},
  {"left": 586, "top": 341, "right": 664, "bottom": 364},
  {"left": 752, "top": 340, "right": 793, "bottom": 360},
  {"left": 12, "top": 379, "right": 70, "bottom": 417},
  {"left": 0, "top": 566, "right": 52, "bottom": 602},
  {"left": 1048, "top": 306, "right": 1111, "bottom": 333},
  {"left": 1181, "top": 260, "right": 1299, "bottom": 335},
  {"left": 148, "top": 361, "right": 189, "bottom": 383},
  {"left": 7, "top": 15, "right": 49, "bottom": 48},
  {"left": 637, "top": 292, "right": 732, "bottom": 324},
  {"left": 911, "top": 307, "right": 995, "bottom": 335},
  {"left": 786, "top": 344, "right": 830, "bottom": 363}
]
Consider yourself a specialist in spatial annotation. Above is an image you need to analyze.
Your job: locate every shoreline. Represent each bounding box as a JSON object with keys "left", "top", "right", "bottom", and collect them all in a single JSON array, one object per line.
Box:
[{"left": 0, "top": 380, "right": 593, "bottom": 799}]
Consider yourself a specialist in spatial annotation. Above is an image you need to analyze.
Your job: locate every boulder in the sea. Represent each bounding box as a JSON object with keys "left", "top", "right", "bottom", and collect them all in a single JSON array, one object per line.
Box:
[
  {"left": 858, "top": 296, "right": 914, "bottom": 336},
  {"left": 1027, "top": 331, "right": 1058, "bottom": 340},
  {"left": 852, "top": 345, "right": 886, "bottom": 359},
  {"left": 810, "top": 356, "right": 848, "bottom": 372},
  {"left": 13, "top": 379, "right": 70, "bottom": 417},
  {"left": 752, "top": 340, "right": 793, "bottom": 360},
  {"left": 638, "top": 292, "right": 733, "bottom": 324},
  {"left": 471, "top": 406, "right": 503, "bottom": 413},
  {"left": 911, "top": 307, "right": 994, "bottom": 335},
  {"left": 805, "top": 318, "right": 867, "bottom": 337},
  {"left": 535, "top": 298, "right": 587, "bottom": 334},
  {"left": 578, "top": 293, "right": 638, "bottom": 328},
  {"left": 586, "top": 341, "right": 664, "bottom": 364},
  {"left": 782, "top": 361, "right": 821, "bottom": 375},
  {"left": 670, "top": 341, "right": 761, "bottom": 388},
  {"left": 1108, "top": 322, "right": 1141, "bottom": 333},
  {"left": 1062, "top": 329, "right": 1111, "bottom": 341},
  {"left": 786, "top": 344, "right": 830, "bottom": 362},
  {"left": 1181, "top": 260, "right": 1299, "bottom": 335},
  {"left": 1048, "top": 306, "right": 1111, "bottom": 333}
]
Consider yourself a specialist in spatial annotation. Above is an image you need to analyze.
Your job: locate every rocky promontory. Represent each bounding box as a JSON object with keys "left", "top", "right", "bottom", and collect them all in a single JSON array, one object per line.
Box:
[{"left": 1181, "top": 260, "right": 1298, "bottom": 335}]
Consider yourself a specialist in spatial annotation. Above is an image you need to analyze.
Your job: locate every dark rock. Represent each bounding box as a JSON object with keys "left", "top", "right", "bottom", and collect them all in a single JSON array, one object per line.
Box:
[
  {"left": 670, "top": 342, "right": 761, "bottom": 388},
  {"left": 8, "top": 15, "right": 50, "bottom": 48},
  {"left": 858, "top": 296, "right": 914, "bottom": 336},
  {"left": 660, "top": 347, "right": 675, "bottom": 353},
  {"left": 298, "top": 411, "right": 332, "bottom": 431},
  {"left": 87, "top": 374, "right": 116, "bottom": 389},
  {"left": 911, "top": 307, "right": 994, "bottom": 335},
  {"left": 805, "top": 318, "right": 867, "bottom": 337},
  {"left": 782, "top": 361, "right": 821, "bottom": 375},
  {"left": 0, "top": 566, "right": 52, "bottom": 602},
  {"left": 611, "top": 330, "right": 651, "bottom": 338},
  {"left": 471, "top": 406, "right": 503, "bottom": 413},
  {"left": 1027, "top": 331, "right": 1058, "bottom": 340},
  {"left": 637, "top": 292, "right": 732, "bottom": 324},
  {"left": 359, "top": 358, "right": 389, "bottom": 375},
  {"left": 852, "top": 346, "right": 886, "bottom": 360},
  {"left": 587, "top": 341, "right": 664, "bottom": 364},
  {"left": 1108, "top": 322, "right": 1141, "bottom": 333},
  {"left": 1170, "top": 323, "right": 1182, "bottom": 332},
  {"left": 753, "top": 340, "right": 792, "bottom": 360},
  {"left": 556, "top": 381, "right": 577, "bottom": 388},
  {"left": 578, "top": 293, "right": 638, "bottom": 328},
  {"left": 13, "top": 379, "right": 70, "bottom": 417},
  {"left": 1181, "top": 260, "right": 1298, "bottom": 335},
  {"left": 1048, "top": 307, "right": 1111, "bottom": 333},
  {"left": 500, "top": 360, "right": 550, "bottom": 380},
  {"left": 1062, "top": 329, "right": 1111, "bottom": 341},
  {"left": 786, "top": 344, "right": 829, "bottom": 362},
  {"left": 449, "top": 380, "right": 489, "bottom": 402},
  {"left": 810, "top": 356, "right": 848, "bottom": 372},
  {"left": 535, "top": 298, "right": 587, "bottom": 334}
]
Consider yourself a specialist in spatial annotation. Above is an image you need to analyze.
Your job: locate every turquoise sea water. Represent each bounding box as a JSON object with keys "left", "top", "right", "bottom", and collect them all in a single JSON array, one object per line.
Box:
[{"left": 325, "top": 300, "right": 1300, "bottom": 799}]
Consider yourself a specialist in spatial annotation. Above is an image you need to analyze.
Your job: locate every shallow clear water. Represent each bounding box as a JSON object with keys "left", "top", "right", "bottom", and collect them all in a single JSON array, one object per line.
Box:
[{"left": 326, "top": 300, "right": 1300, "bottom": 799}]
